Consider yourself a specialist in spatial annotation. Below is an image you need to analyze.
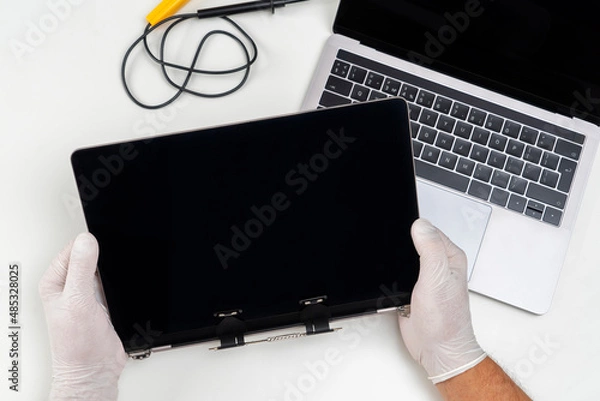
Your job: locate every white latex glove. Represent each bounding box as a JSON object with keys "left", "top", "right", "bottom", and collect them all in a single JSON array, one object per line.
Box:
[
  {"left": 399, "top": 219, "right": 486, "bottom": 384},
  {"left": 39, "top": 233, "right": 128, "bottom": 401}
]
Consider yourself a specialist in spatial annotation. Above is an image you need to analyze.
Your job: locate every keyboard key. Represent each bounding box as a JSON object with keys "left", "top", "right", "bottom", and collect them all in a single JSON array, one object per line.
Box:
[
  {"left": 557, "top": 158, "right": 577, "bottom": 193},
  {"left": 488, "top": 151, "right": 507, "bottom": 169},
  {"left": 410, "top": 122, "right": 420, "bottom": 138},
  {"left": 419, "top": 109, "right": 439, "bottom": 127},
  {"left": 520, "top": 127, "right": 539, "bottom": 144},
  {"left": 473, "top": 164, "right": 492, "bottom": 182},
  {"left": 540, "top": 170, "right": 559, "bottom": 188},
  {"left": 351, "top": 85, "right": 370, "bottom": 101},
  {"left": 537, "top": 133, "right": 556, "bottom": 151},
  {"left": 365, "top": 72, "right": 384, "bottom": 90},
  {"left": 412, "top": 140, "right": 423, "bottom": 158},
  {"left": 491, "top": 170, "right": 510, "bottom": 188},
  {"left": 502, "top": 121, "right": 522, "bottom": 139},
  {"left": 455, "top": 122, "right": 473, "bottom": 139},
  {"left": 325, "top": 75, "right": 353, "bottom": 97},
  {"left": 490, "top": 188, "right": 510, "bottom": 207},
  {"left": 439, "top": 151, "right": 458, "bottom": 170},
  {"left": 472, "top": 128, "right": 490, "bottom": 145},
  {"left": 453, "top": 138, "right": 472, "bottom": 157},
  {"left": 468, "top": 181, "right": 492, "bottom": 201},
  {"left": 527, "top": 183, "right": 567, "bottom": 209},
  {"left": 555, "top": 139, "right": 582, "bottom": 161},
  {"left": 505, "top": 157, "right": 524, "bottom": 175},
  {"left": 422, "top": 145, "right": 441, "bottom": 163},
  {"left": 382, "top": 78, "right": 401, "bottom": 96},
  {"left": 485, "top": 115, "right": 505, "bottom": 132},
  {"left": 506, "top": 140, "right": 525, "bottom": 158},
  {"left": 508, "top": 194, "right": 527, "bottom": 213},
  {"left": 523, "top": 146, "right": 542, "bottom": 164},
  {"left": 369, "top": 91, "right": 387, "bottom": 100},
  {"left": 468, "top": 108, "right": 487, "bottom": 126},
  {"left": 543, "top": 207, "right": 563, "bottom": 226},
  {"left": 416, "top": 90, "right": 435, "bottom": 108},
  {"left": 470, "top": 145, "right": 489, "bottom": 163},
  {"left": 434, "top": 97, "right": 453, "bottom": 114},
  {"left": 509, "top": 176, "right": 528, "bottom": 195},
  {"left": 331, "top": 60, "right": 350, "bottom": 78},
  {"left": 523, "top": 163, "right": 542, "bottom": 181},
  {"left": 489, "top": 134, "right": 508, "bottom": 151},
  {"left": 437, "top": 115, "right": 456, "bottom": 133},
  {"left": 456, "top": 158, "right": 475, "bottom": 176},
  {"left": 450, "top": 103, "right": 470, "bottom": 120},
  {"left": 319, "top": 91, "right": 351, "bottom": 107},
  {"left": 525, "top": 201, "right": 544, "bottom": 220},
  {"left": 554, "top": 127, "right": 585, "bottom": 145},
  {"left": 414, "top": 159, "right": 469, "bottom": 193},
  {"left": 400, "top": 84, "right": 418, "bottom": 102},
  {"left": 436, "top": 132, "right": 454, "bottom": 150},
  {"left": 541, "top": 152, "right": 560, "bottom": 170},
  {"left": 348, "top": 66, "right": 367, "bottom": 83},
  {"left": 418, "top": 127, "right": 437, "bottom": 144},
  {"left": 409, "top": 104, "right": 422, "bottom": 121}
]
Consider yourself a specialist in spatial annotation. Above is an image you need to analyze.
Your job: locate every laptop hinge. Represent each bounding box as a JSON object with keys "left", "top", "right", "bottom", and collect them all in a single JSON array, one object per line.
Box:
[
  {"left": 128, "top": 345, "right": 172, "bottom": 360},
  {"left": 397, "top": 305, "right": 411, "bottom": 318},
  {"left": 129, "top": 349, "right": 152, "bottom": 360},
  {"left": 299, "top": 296, "right": 334, "bottom": 335},
  {"left": 210, "top": 298, "right": 336, "bottom": 351},
  {"left": 214, "top": 309, "right": 247, "bottom": 350}
]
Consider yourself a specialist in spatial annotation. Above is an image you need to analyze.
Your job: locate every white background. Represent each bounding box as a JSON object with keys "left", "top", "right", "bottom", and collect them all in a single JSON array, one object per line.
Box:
[{"left": 1, "top": 0, "right": 600, "bottom": 400}]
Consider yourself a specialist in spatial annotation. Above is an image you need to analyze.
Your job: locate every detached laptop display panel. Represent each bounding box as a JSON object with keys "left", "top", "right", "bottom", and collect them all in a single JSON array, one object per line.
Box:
[{"left": 71, "top": 100, "right": 419, "bottom": 353}]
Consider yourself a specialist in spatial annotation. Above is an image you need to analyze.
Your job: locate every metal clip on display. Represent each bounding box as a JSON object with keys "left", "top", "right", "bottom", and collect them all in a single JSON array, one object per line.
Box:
[
  {"left": 214, "top": 310, "right": 247, "bottom": 350},
  {"left": 210, "top": 296, "right": 336, "bottom": 351},
  {"left": 299, "top": 296, "right": 334, "bottom": 335}
]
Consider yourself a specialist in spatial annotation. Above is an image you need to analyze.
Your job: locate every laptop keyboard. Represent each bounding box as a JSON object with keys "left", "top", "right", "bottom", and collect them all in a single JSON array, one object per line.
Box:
[{"left": 317, "top": 50, "right": 585, "bottom": 227}]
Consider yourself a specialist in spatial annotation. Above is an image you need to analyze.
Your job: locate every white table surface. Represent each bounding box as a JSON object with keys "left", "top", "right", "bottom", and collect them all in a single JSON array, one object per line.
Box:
[{"left": 1, "top": 1, "right": 600, "bottom": 400}]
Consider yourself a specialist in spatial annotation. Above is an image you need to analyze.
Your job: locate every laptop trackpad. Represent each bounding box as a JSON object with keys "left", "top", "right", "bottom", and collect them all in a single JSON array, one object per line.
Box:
[{"left": 416, "top": 181, "right": 491, "bottom": 280}]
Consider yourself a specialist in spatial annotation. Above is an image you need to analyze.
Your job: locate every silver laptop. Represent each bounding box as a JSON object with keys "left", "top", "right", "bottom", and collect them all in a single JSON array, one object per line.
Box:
[{"left": 302, "top": 0, "right": 600, "bottom": 314}]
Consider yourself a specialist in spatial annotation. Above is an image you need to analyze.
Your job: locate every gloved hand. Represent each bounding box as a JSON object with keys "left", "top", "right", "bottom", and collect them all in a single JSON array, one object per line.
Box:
[
  {"left": 39, "top": 233, "right": 128, "bottom": 401},
  {"left": 399, "top": 219, "right": 486, "bottom": 384}
]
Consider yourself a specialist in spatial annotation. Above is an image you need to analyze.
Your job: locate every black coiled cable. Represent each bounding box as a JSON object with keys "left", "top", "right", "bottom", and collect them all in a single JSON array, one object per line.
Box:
[{"left": 121, "top": 14, "right": 258, "bottom": 109}]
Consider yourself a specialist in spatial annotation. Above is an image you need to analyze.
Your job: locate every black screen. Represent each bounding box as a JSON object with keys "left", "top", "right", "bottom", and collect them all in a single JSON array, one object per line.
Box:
[
  {"left": 71, "top": 99, "right": 419, "bottom": 351},
  {"left": 335, "top": 0, "right": 600, "bottom": 125}
]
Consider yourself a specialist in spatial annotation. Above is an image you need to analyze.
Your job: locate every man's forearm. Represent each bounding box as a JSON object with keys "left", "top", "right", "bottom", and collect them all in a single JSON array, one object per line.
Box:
[{"left": 436, "top": 357, "right": 531, "bottom": 401}]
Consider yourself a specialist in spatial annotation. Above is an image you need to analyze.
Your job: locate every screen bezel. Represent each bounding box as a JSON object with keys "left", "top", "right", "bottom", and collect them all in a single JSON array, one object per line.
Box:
[{"left": 333, "top": 0, "right": 600, "bottom": 126}]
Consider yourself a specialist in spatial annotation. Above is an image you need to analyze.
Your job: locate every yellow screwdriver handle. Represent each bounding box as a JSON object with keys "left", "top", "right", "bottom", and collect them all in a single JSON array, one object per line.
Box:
[{"left": 146, "top": 0, "right": 192, "bottom": 26}]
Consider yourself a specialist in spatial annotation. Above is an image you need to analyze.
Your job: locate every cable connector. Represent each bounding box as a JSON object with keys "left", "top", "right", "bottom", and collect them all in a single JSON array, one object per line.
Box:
[{"left": 195, "top": 0, "right": 308, "bottom": 20}]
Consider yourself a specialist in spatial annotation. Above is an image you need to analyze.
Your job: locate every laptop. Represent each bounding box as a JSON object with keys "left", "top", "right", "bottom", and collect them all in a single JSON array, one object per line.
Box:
[
  {"left": 302, "top": 0, "right": 600, "bottom": 314},
  {"left": 71, "top": 100, "right": 421, "bottom": 358}
]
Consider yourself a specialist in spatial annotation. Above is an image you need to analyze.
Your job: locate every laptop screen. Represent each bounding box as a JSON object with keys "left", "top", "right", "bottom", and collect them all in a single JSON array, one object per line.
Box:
[
  {"left": 335, "top": 0, "right": 600, "bottom": 125},
  {"left": 71, "top": 99, "right": 419, "bottom": 352}
]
